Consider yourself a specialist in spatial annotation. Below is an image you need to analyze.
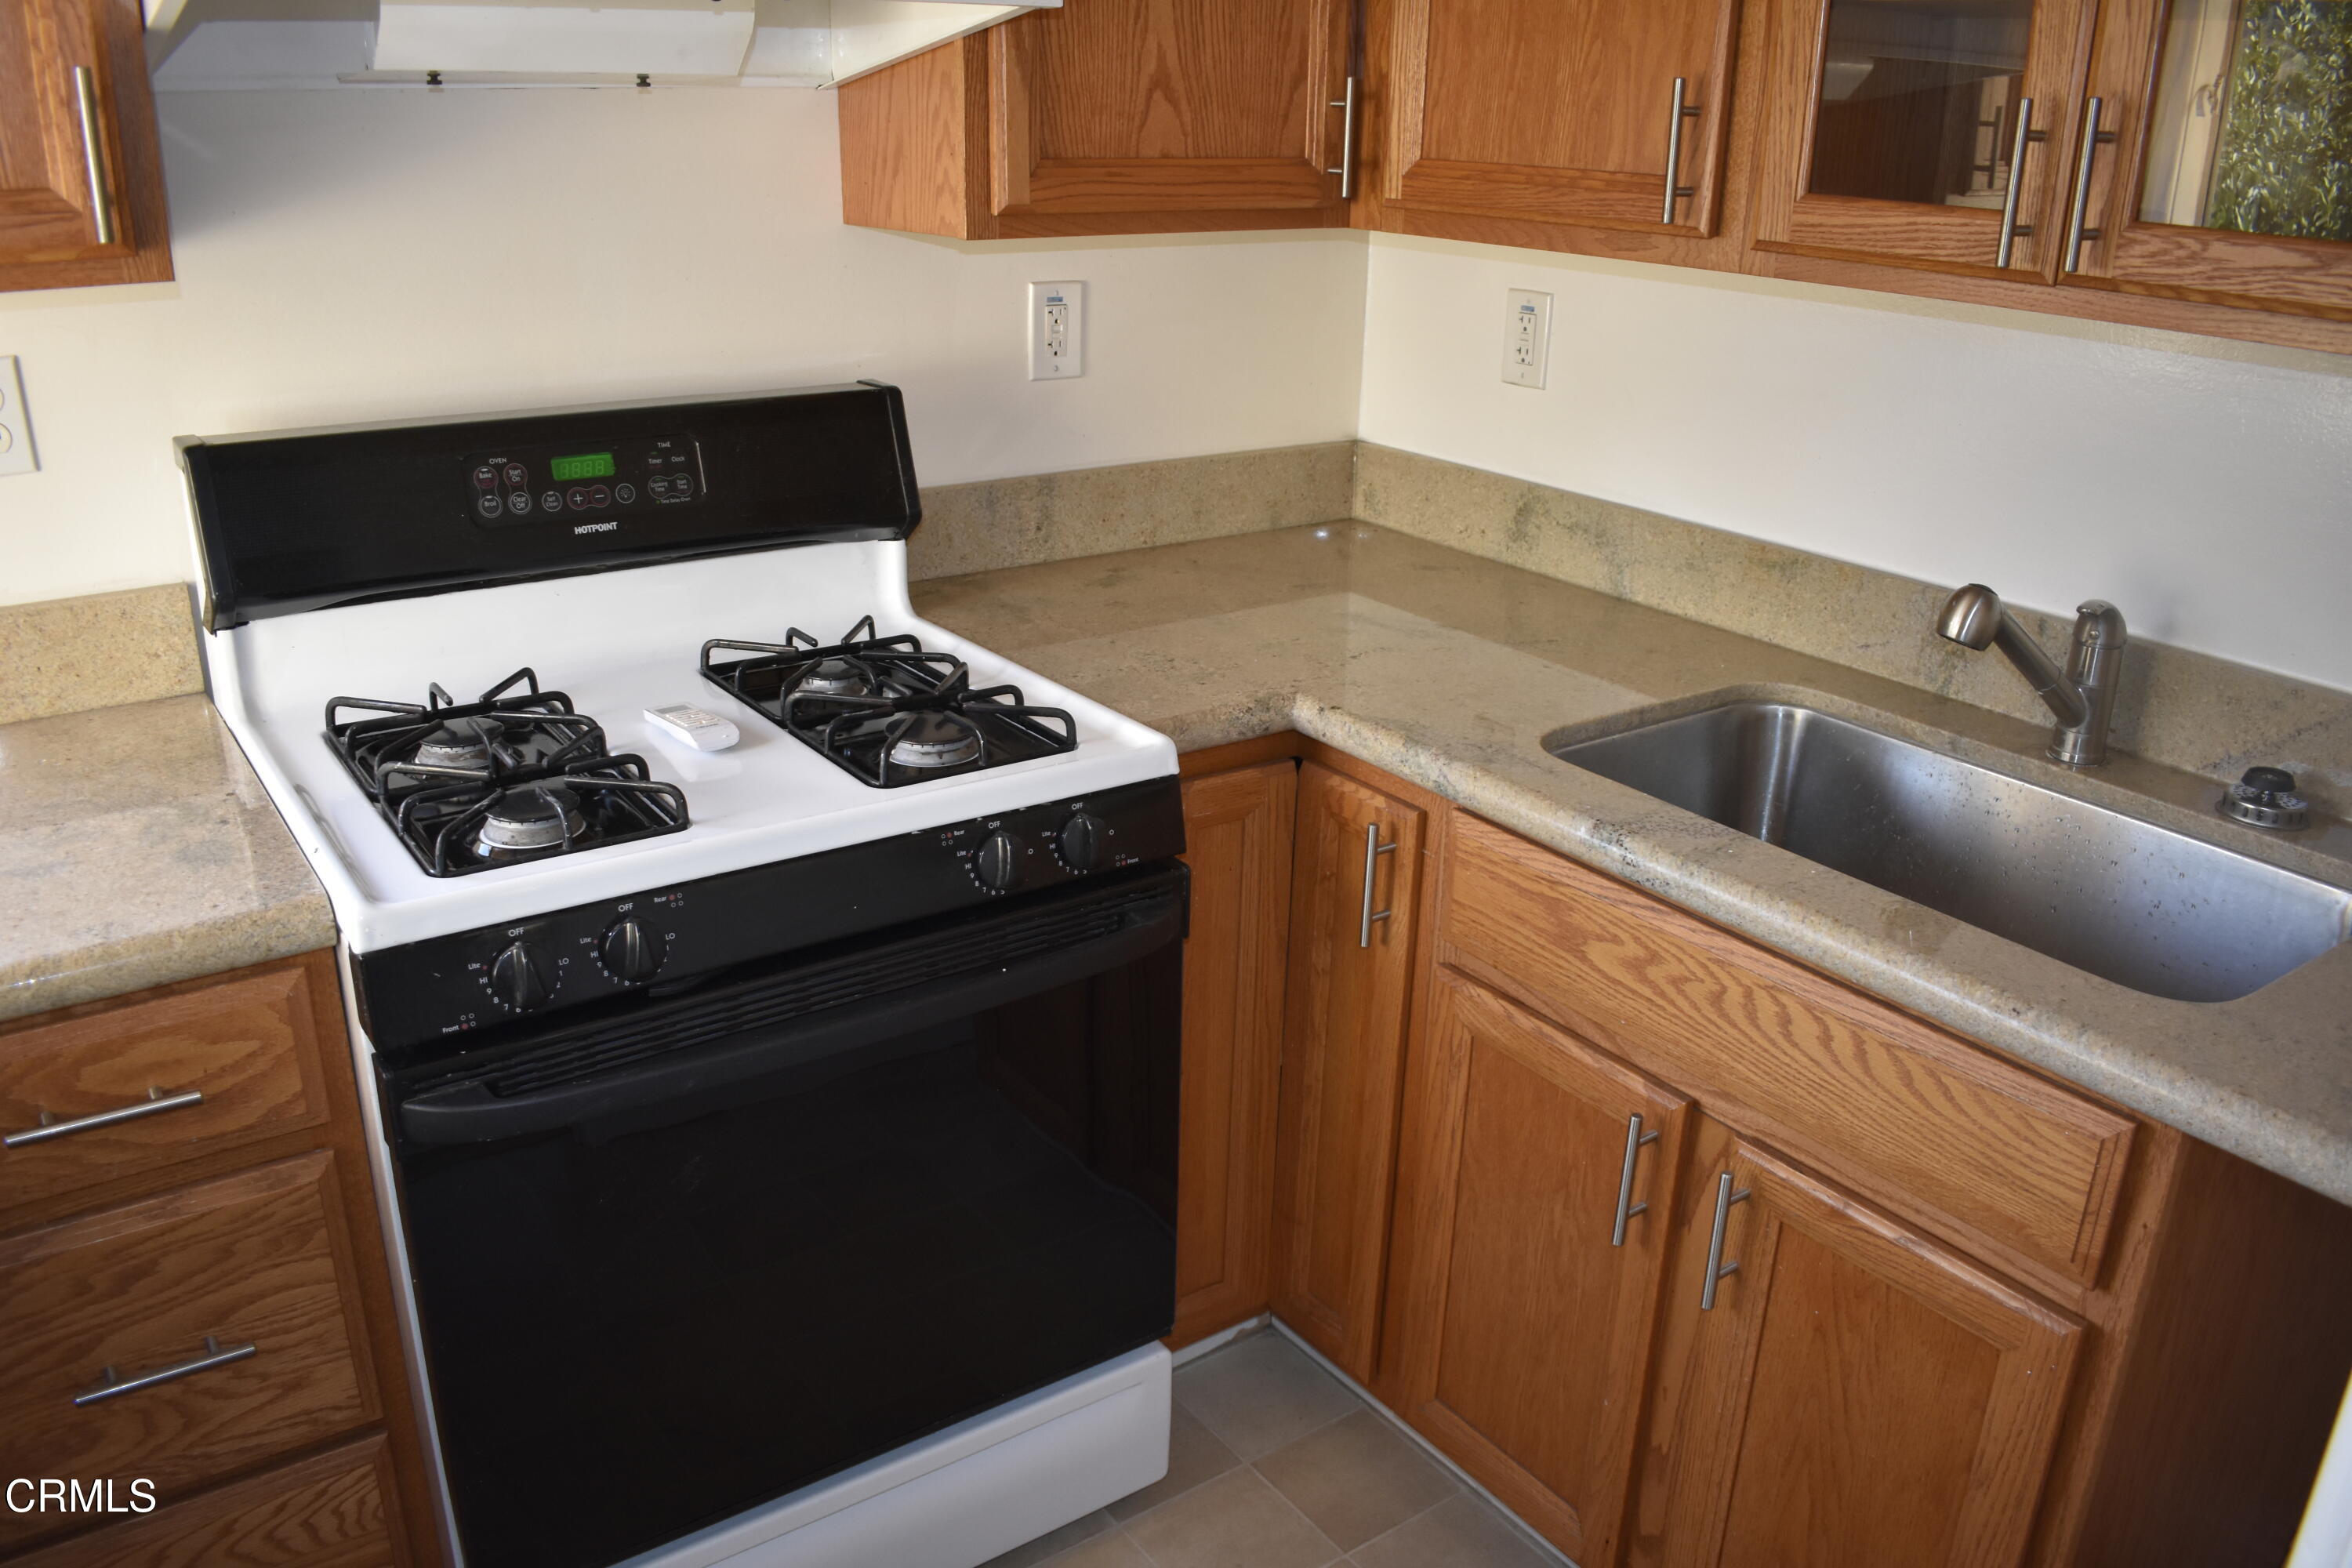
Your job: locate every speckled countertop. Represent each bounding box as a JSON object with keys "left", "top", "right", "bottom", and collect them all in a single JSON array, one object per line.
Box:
[
  {"left": 0, "top": 695, "right": 335, "bottom": 1024},
  {"left": 913, "top": 523, "right": 2352, "bottom": 1207}
]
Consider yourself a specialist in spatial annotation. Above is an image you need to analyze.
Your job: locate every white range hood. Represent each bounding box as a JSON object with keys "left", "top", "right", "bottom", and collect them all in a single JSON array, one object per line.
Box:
[{"left": 145, "top": 0, "right": 1057, "bottom": 90}]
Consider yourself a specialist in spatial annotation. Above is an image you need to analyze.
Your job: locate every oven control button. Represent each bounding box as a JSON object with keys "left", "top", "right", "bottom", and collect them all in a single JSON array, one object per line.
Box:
[
  {"left": 1055, "top": 813, "right": 1105, "bottom": 873},
  {"left": 973, "top": 829, "right": 1023, "bottom": 893},
  {"left": 489, "top": 940, "right": 557, "bottom": 1013},
  {"left": 598, "top": 919, "right": 664, "bottom": 985}
]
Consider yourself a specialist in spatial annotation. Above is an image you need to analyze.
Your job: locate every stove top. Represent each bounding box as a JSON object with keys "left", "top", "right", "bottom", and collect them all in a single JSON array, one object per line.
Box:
[
  {"left": 700, "top": 617, "right": 1077, "bottom": 788},
  {"left": 325, "top": 668, "right": 690, "bottom": 877}
]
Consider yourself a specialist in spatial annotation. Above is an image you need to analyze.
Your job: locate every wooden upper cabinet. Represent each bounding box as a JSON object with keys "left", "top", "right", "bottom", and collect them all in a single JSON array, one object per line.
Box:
[
  {"left": 1374, "top": 0, "right": 1744, "bottom": 238},
  {"left": 1170, "top": 759, "right": 1298, "bottom": 1348},
  {"left": 1633, "top": 1124, "right": 2082, "bottom": 1568},
  {"left": 0, "top": 0, "right": 171, "bottom": 291},
  {"left": 838, "top": 0, "right": 1352, "bottom": 240},
  {"left": 1748, "top": 0, "right": 2097, "bottom": 280},
  {"left": 2060, "top": 0, "right": 2352, "bottom": 323},
  {"left": 1270, "top": 758, "right": 1428, "bottom": 1385},
  {"left": 1385, "top": 967, "right": 1689, "bottom": 1566}
]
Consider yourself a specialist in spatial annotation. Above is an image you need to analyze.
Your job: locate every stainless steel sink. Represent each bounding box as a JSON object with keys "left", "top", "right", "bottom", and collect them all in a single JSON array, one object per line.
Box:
[{"left": 1551, "top": 702, "right": 2350, "bottom": 1003}]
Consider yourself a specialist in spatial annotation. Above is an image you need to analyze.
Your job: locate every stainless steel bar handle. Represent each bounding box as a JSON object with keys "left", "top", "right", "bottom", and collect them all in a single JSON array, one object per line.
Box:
[
  {"left": 1358, "top": 822, "right": 1398, "bottom": 948},
  {"left": 1994, "top": 96, "right": 2048, "bottom": 269},
  {"left": 72, "top": 64, "right": 118, "bottom": 247},
  {"left": 2063, "top": 97, "right": 2118, "bottom": 274},
  {"left": 74, "top": 1335, "right": 257, "bottom": 1406},
  {"left": 1662, "top": 77, "right": 1703, "bottom": 223},
  {"left": 1610, "top": 1113, "right": 1663, "bottom": 1247},
  {"left": 1698, "top": 1171, "right": 1752, "bottom": 1310},
  {"left": 5, "top": 1087, "right": 203, "bottom": 1148},
  {"left": 1326, "top": 76, "right": 1359, "bottom": 201}
]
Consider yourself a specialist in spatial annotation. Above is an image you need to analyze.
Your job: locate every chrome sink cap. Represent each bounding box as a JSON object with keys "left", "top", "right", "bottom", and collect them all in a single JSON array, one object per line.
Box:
[{"left": 2223, "top": 767, "right": 2311, "bottom": 832}]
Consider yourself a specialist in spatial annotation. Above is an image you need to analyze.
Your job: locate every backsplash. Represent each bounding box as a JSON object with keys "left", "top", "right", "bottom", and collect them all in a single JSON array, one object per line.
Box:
[
  {"left": 0, "top": 585, "right": 203, "bottom": 727},
  {"left": 1352, "top": 442, "right": 2352, "bottom": 804},
  {"left": 911, "top": 442, "right": 1355, "bottom": 583}
]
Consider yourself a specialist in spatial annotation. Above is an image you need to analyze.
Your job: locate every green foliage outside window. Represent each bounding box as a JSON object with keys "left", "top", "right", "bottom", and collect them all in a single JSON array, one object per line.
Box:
[{"left": 2209, "top": 0, "right": 2352, "bottom": 240}]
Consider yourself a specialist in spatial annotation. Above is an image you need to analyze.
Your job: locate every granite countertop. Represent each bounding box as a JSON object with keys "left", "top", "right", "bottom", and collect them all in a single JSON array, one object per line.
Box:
[
  {"left": 0, "top": 694, "right": 335, "bottom": 1024},
  {"left": 914, "top": 522, "right": 2352, "bottom": 1206}
]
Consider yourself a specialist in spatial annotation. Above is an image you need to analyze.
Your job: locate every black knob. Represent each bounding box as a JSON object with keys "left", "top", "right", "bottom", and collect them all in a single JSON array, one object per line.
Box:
[
  {"left": 2241, "top": 766, "right": 2298, "bottom": 800},
  {"left": 599, "top": 920, "right": 662, "bottom": 984},
  {"left": 489, "top": 941, "right": 556, "bottom": 1013},
  {"left": 973, "top": 830, "right": 1023, "bottom": 892},
  {"left": 1058, "top": 812, "right": 1105, "bottom": 872}
]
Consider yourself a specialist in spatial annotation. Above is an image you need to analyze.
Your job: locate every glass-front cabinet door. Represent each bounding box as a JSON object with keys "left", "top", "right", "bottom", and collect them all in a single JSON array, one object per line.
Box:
[
  {"left": 2066, "top": 0, "right": 2352, "bottom": 321},
  {"left": 1750, "top": 0, "right": 2100, "bottom": 277}
]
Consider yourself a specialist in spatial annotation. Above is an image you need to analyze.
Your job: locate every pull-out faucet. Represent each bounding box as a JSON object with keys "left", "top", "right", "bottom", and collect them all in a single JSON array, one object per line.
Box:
[{"left": 1935, "top": 584, "right": 2127, "bottom": 767}]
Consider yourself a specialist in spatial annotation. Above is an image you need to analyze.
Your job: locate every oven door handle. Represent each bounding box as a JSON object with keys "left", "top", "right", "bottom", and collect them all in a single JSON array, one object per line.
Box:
[{"left": 397, "top": 893, "right": 1183, "bottom": 1145}]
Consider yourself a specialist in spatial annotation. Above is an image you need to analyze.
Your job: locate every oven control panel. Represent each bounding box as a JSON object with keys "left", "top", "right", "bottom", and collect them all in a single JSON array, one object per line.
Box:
[
  {"left": 463, "top": 434, "right": 706, "bottom": 528},
  {"left": 353, "top": 775, "right": 1186, "bottom": 1062}
]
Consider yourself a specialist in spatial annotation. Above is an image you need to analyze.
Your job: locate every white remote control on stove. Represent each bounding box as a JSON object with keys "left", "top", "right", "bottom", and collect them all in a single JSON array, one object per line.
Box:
[{"left": 645, "top": 704, "right": 740, "bottom": 752}]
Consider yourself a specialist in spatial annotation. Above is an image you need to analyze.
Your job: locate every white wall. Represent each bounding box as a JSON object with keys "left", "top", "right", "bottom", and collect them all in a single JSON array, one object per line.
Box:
[
  {"left": 1357, "top": 235, "right": 2352, "bottom": 692},
  {"left": 0, "top": 85, "right": 1367, "bottom": 608}
]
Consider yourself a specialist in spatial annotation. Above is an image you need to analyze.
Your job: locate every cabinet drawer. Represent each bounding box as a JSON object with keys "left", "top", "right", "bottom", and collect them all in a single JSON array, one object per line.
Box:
[
  {"left": 0, "top": 960, "right": 332, "bottom": 1213},
  {"left": 13, "top": 1436, "right": 397, "bottom": 1568},
  {"left": 1440, "top": 815, "right": 2134, "bottom": 1287},
  {"left": 0, "top": 1153, "right": 376, "bottom": 1552}
]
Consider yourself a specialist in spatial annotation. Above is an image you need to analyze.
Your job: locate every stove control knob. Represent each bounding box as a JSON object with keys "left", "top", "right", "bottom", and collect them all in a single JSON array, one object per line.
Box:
[
  {"left": 599, "top": 920, "right": 663, "bottom": 985},
  {"left": 973, "top": 829, "right": 1024, "bottom": 893},
  {"left": 490, "top": 941, "right": 557, "bottom": 1013},
  {"left": 1057, "top": 813, "right": 1106, "bottom": 873}
]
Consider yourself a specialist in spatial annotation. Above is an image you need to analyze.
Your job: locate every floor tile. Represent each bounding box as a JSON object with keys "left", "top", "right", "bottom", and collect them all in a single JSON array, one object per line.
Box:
[
  {"left": 981, "top": 1509, "right": 1119, "bottom": 1568},
  {"left": 1122, "top": 1467, "right": 1342, "bottom": 1568},
  {"left": 1036, "top": 1530, "right": 1153, "bottom": 1568},
  {"left": 1109, "top": 1403, "right": 1242, "bottom": 1521},
  {"left": 1348, "top": 1492, "right": 1561, "bottom": 1568},
  {"left": 1254, "top": 1409, "right": 1457, "bottom": 1552},
  {"left": 1174, "top": 1331, "right": 1363, "bottom": 1461}
]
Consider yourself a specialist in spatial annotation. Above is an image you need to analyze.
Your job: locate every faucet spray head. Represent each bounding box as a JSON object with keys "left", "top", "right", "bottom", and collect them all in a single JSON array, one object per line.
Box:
[{"left": 1936, "top": 584, "right": 2004, "bottom": 651}]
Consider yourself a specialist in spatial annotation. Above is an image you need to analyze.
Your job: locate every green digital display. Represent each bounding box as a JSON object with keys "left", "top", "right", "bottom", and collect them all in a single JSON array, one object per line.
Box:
[{"left": 550, "top": 452, "right": 616, "bottom": 482}]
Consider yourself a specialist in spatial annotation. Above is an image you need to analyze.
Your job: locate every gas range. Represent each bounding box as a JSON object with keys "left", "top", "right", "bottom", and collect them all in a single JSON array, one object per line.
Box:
[{"left": 184, "top": 386, "right": 1185, "bottom": 1568}]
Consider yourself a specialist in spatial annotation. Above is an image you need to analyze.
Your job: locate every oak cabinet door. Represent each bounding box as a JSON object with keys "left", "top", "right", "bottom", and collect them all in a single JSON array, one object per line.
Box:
[
  {"left": 1748, "top": 0, "right": 2098, "bottom": 279},
  {"left": 1384, "top": 967, "right": 1690, "bottom": 1566},
  {"left": 1270, "top": 760, "right": 1425, "bottom": 1383},
  {"left": 987, "top": 0, "right": 1352, "bottom": 220},
  {"left": 2059, "top": 0, "right": 2352, "bottom": 321},
  {"left": 1640, "top": 1128, "right": 2082, "bottom": 1568},
  {"left": 1171, "top": 760, "right": 1298, "bottom": 1347},
  {"left": 0, "top": 0, "right": 169, "bottom": 289},
  {"left": 1377, "top": 0, "right": 1745, "bottom": 235}
]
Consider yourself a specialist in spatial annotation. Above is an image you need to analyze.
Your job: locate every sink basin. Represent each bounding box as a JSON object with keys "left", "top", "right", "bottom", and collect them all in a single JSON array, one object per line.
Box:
[{"left": 1551, "top": 702, "right": 2350, "bottom": 1003}]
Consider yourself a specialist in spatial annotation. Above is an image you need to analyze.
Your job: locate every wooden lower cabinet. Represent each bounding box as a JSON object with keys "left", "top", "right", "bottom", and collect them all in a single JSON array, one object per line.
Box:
[
  {"left": 1632, "top": 1119, "right": 2082, "bottom": 1568},
  {"left": 0, "top": 953, "right": 439, "bottom": 1566},
  {"left": 1384, "top": 967, "right": 1689, "bottom": 1565},
  {"left": 1270, "top": 757, "right": 1432, "bottom": 1383},
  {"left": 1170, "top": 757, "right": 1298, "bottom": 1346}
]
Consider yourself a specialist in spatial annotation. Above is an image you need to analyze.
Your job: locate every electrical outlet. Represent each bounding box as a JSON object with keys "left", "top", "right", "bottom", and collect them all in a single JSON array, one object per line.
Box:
[
  {"left": 1029, "top": 281, "right": 1085, "bottom": 380},
  {"left": 0, "top": 357, "right": 34, "bottom": 476},
  {"left": 1501, "top": 289, "right": 1552, "bottom": 389}
]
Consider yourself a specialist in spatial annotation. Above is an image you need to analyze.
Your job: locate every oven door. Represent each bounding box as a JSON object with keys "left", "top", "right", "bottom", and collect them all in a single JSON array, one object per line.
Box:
[{"left": 380, "top": 865, "right": 1185, "bottom": 1568}]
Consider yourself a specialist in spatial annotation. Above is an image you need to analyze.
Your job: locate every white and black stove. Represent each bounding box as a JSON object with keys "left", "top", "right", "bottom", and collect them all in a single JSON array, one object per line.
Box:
[{"left": 187, "top": 386, "right": 1183, "bottom": 1568}]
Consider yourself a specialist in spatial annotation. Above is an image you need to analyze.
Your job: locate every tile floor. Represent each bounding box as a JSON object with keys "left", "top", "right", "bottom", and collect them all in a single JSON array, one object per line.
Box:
[{"left": 983, "top": 1328, "right": 1566, "bottom": 1568}]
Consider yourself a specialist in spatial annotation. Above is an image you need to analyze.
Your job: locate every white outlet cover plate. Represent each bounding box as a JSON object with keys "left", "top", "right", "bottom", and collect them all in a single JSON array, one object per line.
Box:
[
  {"left": 1029, "top": 280, "right": 1085, "bottom": 380},
  {"left": 0, "top": 356, "right": 34, "bottom": 476},
  {"left": 1501, "top": 289, "right": 1552, "bottom": 390}
]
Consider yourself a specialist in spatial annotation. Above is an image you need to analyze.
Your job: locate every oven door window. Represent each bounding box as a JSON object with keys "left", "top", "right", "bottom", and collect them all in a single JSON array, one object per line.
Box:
[{"left": 394, "top": 914, "right": 1179, "bottom": 1568}]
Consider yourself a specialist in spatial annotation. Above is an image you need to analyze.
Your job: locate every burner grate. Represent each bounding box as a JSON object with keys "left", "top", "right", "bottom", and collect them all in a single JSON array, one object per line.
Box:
[{"left": 325, "top": 667, "right": 689, "bottom": 877}]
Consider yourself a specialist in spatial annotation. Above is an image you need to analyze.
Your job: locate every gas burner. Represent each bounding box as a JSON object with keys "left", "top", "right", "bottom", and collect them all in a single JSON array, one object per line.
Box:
[
  {"left": 887, "top": 712, "right": 985, "bottom": 771},
  {"left": 325, "top": 668, "right": 688, "bottom": 877},
  {"left": 701, "top": 619, "right": 1076, "bottom": 787},
  {"left": 415, "top": 717, "right": 503, "bottom": 771},
  {"left": 477, "top": 784, "right": 587, "bottom": 856},
  {"left": 699, "top": 615, "right": 960, "bottom": 720}
]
